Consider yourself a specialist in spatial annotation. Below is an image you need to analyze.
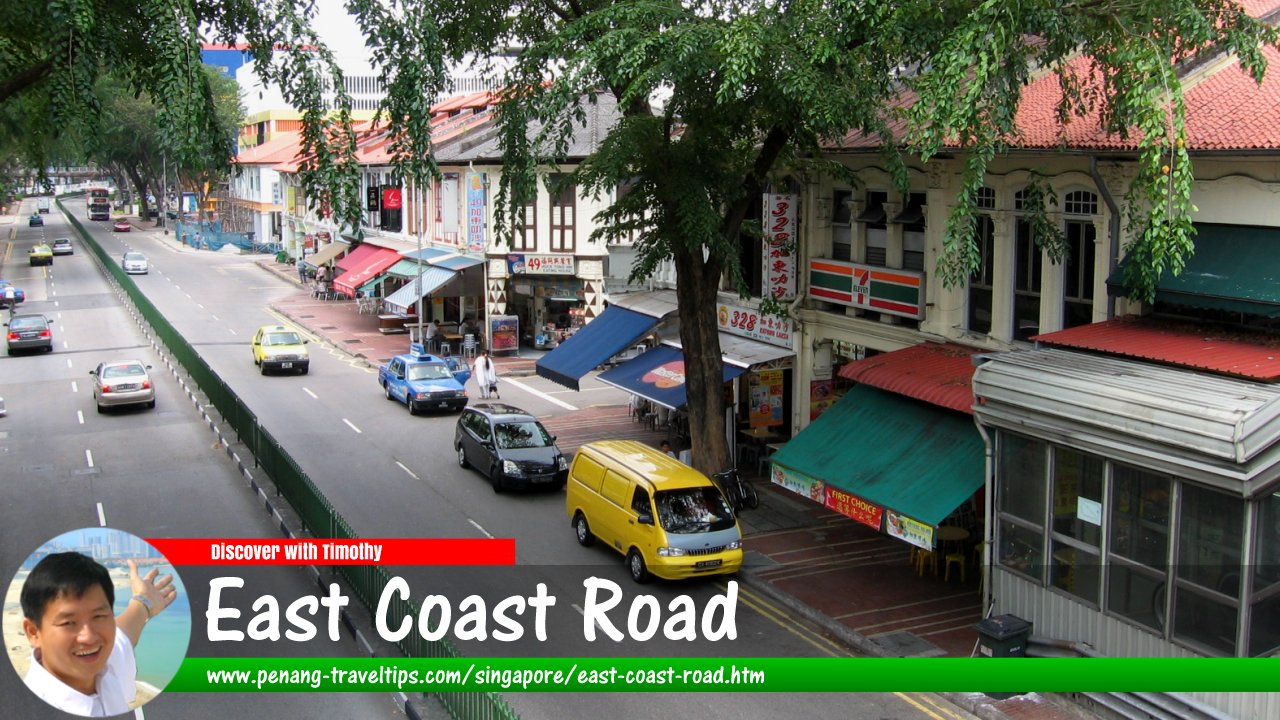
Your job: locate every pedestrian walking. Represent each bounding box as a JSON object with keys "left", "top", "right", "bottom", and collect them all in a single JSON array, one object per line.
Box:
[
  {"left": 473, "top": 350, "right": 499, "bottom": 399},
  {"left": 297, "top": 260, "right": 307, "bottom": 284}
]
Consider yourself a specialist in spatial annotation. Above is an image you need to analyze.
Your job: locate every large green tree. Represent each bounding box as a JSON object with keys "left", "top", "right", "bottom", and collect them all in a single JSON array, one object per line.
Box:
[
  {"left": 6, "top": 1, "right": 1276, "bottom": 475},
  {"left": 427, "top": 0, "right": 1277, "bottom": 474}
]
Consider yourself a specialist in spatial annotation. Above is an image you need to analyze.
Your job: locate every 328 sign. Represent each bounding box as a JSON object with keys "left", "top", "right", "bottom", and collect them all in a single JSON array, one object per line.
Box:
[{"left": 728, "top": 310, "right": 757, "bottom": 332}]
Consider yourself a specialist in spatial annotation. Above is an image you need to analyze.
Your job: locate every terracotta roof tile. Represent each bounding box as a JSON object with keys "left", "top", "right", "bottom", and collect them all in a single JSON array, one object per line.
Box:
[{"left": 836, "top": 342, "right": 980, "bottom": 414}]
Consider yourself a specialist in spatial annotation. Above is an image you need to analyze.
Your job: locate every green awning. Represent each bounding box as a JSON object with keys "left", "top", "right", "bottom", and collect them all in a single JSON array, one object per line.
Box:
[
  {"left": 770, "top": 385, "right": 984, "bottom": 527},
  {"left": 384, "top": 259, "right": 423, "bottom": 280},
  {"left": 1107, "top": 223, "right": 1280, "bottom": 318}
]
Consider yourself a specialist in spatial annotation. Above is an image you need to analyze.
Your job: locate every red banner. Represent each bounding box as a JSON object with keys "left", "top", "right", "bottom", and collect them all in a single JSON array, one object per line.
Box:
[
  {"left": 381, "top": 187, "right": 403, "bottom": 210},
  {"left": 146, "top": 538, "right": 514, "bottom": 565},
  {"left": 823, "top": 487, "right": 884, "bottom": 531}
]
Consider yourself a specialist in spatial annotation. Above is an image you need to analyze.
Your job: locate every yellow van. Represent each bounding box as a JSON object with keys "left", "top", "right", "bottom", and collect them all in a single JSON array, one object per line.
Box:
[{"left": 566, "top": 440, "right": 743, "bottom": 583}]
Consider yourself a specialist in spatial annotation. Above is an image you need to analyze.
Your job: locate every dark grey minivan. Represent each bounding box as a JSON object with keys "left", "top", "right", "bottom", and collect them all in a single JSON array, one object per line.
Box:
[{"left": 454, "top": 403, "right": 569, "bottom": 492}]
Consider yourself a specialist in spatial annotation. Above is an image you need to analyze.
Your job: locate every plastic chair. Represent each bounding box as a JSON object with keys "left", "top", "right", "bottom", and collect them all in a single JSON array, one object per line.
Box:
[
  {"left": 915, "top": 549, "right": 938, "bottom": 577},
  {"left": 462, "top": 334, "right": 478, "bottom": 359},
  {"left": 944, "top": 552, "right": 966, "bottom": 583},
  {"left": 438, "top": 342, "right": 452, "bottom": 357}
]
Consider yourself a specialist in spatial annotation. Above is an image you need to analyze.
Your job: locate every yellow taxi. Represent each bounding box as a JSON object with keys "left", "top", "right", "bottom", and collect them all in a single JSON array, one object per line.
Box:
[
  {"left": 251, "top": 324, "right": 310, "bottom": 375},
  {"left": 28, "top": 244, "right": 53, "bottom": 266}
]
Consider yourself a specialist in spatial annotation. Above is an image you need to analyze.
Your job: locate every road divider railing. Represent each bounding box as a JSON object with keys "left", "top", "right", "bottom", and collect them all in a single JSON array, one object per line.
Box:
[{"left": 61, "top": 197, "right": 520, "bottom": 720}]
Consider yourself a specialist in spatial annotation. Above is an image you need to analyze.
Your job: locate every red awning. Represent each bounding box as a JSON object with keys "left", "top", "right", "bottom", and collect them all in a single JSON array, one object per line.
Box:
[
  {"left": 1033, "top": 316, "right": 1280, "bottom": 382},
  {"left": 332, "top": 247, "right": 401, "bottom": 298},
  {"left": 837, "top": 342, "right": 980, "bottom": 414},
  {"left": 335, "top": 243, "right": 380, "bottom": 272}
]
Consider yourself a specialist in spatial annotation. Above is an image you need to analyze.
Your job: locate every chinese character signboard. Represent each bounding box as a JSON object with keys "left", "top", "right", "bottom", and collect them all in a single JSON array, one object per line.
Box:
[
  {"left": 762, "top": 193, "right": 797, "bottom": 301},
  {"left": 808, "top": 258, "right": 925, "bottom": 319},
  {"left": 885, "top": 509, "right": 934, "bottom": 550},
  {"left": 770, "top": 466, "right": 826, "bottom": 505},
  {"left": 466, "top": 172, "right": 486, "bottom": 253},
  {"left": 716, "top": 302, "right": 793, "bottom": 348},
  {"left": 508, "top": 254, "right": 575, "bottom": 275},
  {"left": 824, "top": 486, "right": 885, "bottom": 531}
]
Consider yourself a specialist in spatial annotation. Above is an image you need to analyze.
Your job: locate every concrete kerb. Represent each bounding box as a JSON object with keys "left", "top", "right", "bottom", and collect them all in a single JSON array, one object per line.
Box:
[{"left": 86, "top": 239, "right": 441, "bottom": 720}]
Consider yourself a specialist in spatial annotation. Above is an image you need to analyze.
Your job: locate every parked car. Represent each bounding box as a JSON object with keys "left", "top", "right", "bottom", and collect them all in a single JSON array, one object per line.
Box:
[
  {"left": 379, "top": 343, "right": 471, "bottom": 414},
  {"left": 28, "top": 213, "right": 43, "bottom": 227},
  {"left": 455, "top": 403, "right": 569, "bottom": 492},
  {"left": 0, "top": 280, "right": 25, "bottom": 308},
  {"left": 51, "top": 237, "right": 74, "bottom": 255},
  {"left": 121, "top": 252, "right": 148, "bottom": 274},
  {"left": 251, "top": 324, "right": 309, "bottom": 375},
  {"left": 89, "top": 360, "right": 156, "bottom": 413},
  {"left": 112, "top": 219, "right": 131, "bottom": 232},
  {"left": 5, "top": 314, "right": 54, "bottom": 353},
  {"left": 28, "top": 244, "right": 53, "bottom": 266}
]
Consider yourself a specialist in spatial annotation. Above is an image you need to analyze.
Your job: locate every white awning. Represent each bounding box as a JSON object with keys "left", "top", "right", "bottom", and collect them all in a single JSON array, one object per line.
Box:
[
  {"left": 382, "top": 267, "right": 458, "bottom": 314},
  {"left": 661, "top": 332, "right": 793, "bottom": 368}
]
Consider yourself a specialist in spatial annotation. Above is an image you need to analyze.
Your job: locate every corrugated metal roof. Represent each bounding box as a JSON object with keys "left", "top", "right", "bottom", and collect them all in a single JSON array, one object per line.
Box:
[
  {"left": 608, "top": 289, "right": 680, "bottom": 319},
  {"left": 971, "top": 348, "right": 1280, "bottom": 494},
  {"left": 662, "top": 332, "right": 792, "bottom": 369},
  {"left": 1033, "top": 317, "right": 1280, "bottom": 382},
  {"left": 837, "top": 342, "right": 980, "bottom": 414}
]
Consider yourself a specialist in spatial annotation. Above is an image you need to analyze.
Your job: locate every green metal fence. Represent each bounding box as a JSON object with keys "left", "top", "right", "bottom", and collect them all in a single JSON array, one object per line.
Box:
[{"left": 61, "top": 197, "right": 520, "bottom": 720}]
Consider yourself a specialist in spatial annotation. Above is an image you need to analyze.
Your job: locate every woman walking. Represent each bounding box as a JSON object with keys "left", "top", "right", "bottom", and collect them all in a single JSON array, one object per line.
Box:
[{"left": 473, "top": 350, "right": 499, "bottom": 399}]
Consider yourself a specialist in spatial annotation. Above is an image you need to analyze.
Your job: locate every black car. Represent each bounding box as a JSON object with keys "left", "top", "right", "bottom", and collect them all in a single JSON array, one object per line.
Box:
[{"left": 455, "top": 404, "right": 569, "bottom": 492}]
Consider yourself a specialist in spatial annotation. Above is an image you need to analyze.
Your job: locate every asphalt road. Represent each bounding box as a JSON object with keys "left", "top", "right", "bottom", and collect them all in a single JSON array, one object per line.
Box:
[
  {"left": 4, "top": 199, "right": 979, "bottom": 720},
  {"left": 0, "top": 204, "right": 401, "bottom": 719}
]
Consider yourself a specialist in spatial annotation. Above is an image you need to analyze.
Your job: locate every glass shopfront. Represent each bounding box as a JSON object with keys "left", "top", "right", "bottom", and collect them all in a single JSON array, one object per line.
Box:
[{"left": 994, "top": 429, "right": 1275, "bottom": 657}]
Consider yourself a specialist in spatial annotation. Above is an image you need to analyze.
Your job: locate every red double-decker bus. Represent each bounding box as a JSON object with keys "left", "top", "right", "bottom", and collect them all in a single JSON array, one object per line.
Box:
[{"left": 87, "top": 187, "right": 111, "bottom": 221}]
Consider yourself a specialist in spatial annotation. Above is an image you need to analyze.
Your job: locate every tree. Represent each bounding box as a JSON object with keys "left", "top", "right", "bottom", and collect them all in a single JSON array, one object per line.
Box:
[{"left": 420, "top": 0, "right": 1277, "bottom": 475}]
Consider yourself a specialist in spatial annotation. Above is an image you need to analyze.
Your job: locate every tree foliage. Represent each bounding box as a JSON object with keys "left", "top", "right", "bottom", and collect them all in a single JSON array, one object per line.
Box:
[{"left": 3, "top": 0, "right": 1276, "bottom": 474}]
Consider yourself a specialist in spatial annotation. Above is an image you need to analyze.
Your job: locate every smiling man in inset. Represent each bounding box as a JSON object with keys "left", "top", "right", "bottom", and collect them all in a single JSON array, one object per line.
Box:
[{"left": 20, "top": 552, "right": 177, "bottom": 717}]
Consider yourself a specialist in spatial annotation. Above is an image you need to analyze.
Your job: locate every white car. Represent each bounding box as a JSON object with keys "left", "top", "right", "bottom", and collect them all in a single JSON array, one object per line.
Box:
[
  {"left": 90, "top": 360, "right": 156, "bottom": 412},
  {"left": 51, "top": 238, "right": 74, "bottom": 255},
  {"left": 122, "top": 252, "right": 149, "bottom": 274}
]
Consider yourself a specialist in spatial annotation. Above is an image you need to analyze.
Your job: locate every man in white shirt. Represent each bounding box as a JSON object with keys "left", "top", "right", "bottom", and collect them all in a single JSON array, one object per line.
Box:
[{"left": 20, "top": 552, "right": 178, "bottom": 717}]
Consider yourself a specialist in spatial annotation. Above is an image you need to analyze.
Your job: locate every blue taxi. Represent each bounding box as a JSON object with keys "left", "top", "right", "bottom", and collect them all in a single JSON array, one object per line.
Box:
[{"left": 378, "top": 343, "right": 471, "bottom": 414}]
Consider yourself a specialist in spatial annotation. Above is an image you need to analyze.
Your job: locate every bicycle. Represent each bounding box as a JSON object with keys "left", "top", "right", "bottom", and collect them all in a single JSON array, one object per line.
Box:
[{"left": 713, "top": 468, "right": 759, "bottom": 512}]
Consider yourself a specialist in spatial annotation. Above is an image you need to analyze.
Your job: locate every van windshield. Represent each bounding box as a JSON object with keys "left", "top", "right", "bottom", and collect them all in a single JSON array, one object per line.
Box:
[{"left": 655, "top": 487, "right": 735, "bottom": 534}]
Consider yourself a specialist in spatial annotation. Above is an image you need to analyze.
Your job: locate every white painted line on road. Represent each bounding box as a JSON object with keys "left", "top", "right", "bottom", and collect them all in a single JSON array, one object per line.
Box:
[
  {"left": 97, "top": 503, "right": 107, "bottom": 527},
  {"left": 303, "top": 387, "right": 318, "bottom": 400},
  {"left": 342, "top": 418, "right": 362, "bottom": 434},
  {"left": 185, "top": 293, "right": 192, "bottom": 300},
  {"left": 71, "top": 381, "right": 78, "bottom": 393},
  {"left": 54, "top": 301, "right": 59, "bottom": 307},
  {"left": 500, "top": 376, "right": 578, "bottom": 410},
  {"left": 228, "top": 328, "right": 237, "bottom": 336},
  {"left": 211, "top": 314, "right": 219, "bottom": 321},
  {"left": 468, "top": 519, "right": 493, "bottom": 539},
  {"left": 58, "top": 312, "right": 63, "bottom": 319},
  {"left": 173, "top": 284, "right": 180, "bottom": 290},
  {"left": 85, "top": 449, "right": 94, "bottom": 468},
  {"left": 77, "top": 410, "right": 84, "bottom": 425},
  {"left": 197, "top": 303, "right": 205, "bottom": 310},
  {"left": 396, "top": 461, "right": 419, "bottom": 480},
  {"left": 63, "top": 340, "right": 69, "bottom": 349},
  {"left": 66, "top": 358, "right": 72, "bottom": 368}
]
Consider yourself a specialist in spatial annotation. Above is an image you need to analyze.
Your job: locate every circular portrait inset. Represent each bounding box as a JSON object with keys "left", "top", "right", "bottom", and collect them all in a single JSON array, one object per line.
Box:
[{"left": 4, "top": 528, "right": 190, "bottom": 717}]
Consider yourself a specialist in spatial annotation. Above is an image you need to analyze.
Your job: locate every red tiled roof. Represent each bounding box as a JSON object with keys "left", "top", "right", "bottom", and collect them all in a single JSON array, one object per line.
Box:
[
  {"left": 837, "top": 342, "right": 980, "bottom": 414},
  {"left": 826, "top": 0, "right": 1280, "bottom": 153},
  {"left": 1033, "top": 316, "right": 1280, "bottom": 382},
  {"left": 236, "top": 133, "right": 302, "bottom": 165}
]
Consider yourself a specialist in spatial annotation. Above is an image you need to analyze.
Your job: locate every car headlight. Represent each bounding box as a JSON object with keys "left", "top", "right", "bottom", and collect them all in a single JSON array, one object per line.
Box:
[
  {"left": 725, "top": 540, "right": 741, "bottom": 550},
  {"left": 502, "top": 460, "right": 522, "bottom": 476},
  {"left": 415, "top": 392, "right": 428, "bottom": 400},
  {"left": 557, "top": 455, "right": 568, "bottom": 470},
  {"left": 657, "top": 547, "right": 687, "bottom": 557}
]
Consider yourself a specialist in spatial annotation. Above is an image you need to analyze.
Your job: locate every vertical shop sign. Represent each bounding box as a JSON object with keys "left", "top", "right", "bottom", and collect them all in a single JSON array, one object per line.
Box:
[
  {"left": 466, "top": 172, "right": 486, "bottom": 253},
  {"left": 762, "top": 193, "right": 797, "bottom": 301},
  {"left": 885, "top": 510, "right": 935, "bottom": 550},
  {"left": 748, "top": 369, "right": 784, "bottom": 428}
]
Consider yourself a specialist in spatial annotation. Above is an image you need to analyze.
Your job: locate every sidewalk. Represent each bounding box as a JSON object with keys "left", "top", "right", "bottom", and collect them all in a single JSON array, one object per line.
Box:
[{"left": 202, "top": 244, "right": 1088, "bottom": 720}]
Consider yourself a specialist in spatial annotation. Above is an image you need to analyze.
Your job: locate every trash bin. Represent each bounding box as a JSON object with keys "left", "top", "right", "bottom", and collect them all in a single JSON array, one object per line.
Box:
[
  {"left": 975, "top": 613, "right": 1032, "bottom": 657},
  {"left": 974, "top": 614, "right": 1033, "bottom": 700}
]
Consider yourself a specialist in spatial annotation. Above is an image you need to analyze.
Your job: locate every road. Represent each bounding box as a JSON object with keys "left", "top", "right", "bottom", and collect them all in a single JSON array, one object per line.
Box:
[{"left": 3, "top": 199, "right": 979, "bottom": 720}]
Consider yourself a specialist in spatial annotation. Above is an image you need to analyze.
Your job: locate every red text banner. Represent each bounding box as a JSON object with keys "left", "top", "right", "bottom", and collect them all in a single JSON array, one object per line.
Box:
[{"left": 147, "top": 538, "right": 515, "bottom": 566}]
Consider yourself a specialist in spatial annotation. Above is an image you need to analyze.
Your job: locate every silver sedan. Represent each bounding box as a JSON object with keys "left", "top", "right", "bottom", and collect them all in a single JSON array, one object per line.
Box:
[{"left": 90, "top": 360, "right": 156, "bottom": 412}]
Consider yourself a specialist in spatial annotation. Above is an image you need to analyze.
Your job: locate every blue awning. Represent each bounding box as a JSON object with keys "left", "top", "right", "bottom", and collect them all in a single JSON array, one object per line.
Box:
[
  {"left": 596, "top": 345, "right": 747, "bottom": 410},
  {"left": 401, "top": 247, "right": 452, "bottom": 262},
  {"left": 535, "top": 305, "right": 662, "bottom": 390},
  {"left": 382, "top": 266, "right": 459, "bottom": 314},
  {"left": 431, "top": 254, "right": 484, "bottom": 271}
]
